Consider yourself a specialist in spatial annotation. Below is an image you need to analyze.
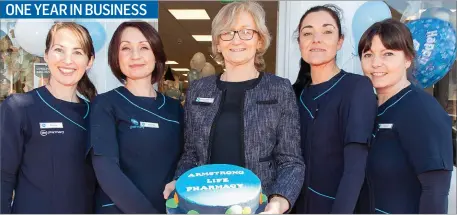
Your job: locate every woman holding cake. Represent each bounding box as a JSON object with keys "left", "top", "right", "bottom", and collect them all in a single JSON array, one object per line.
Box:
[
  {"left": 291, "top": 4, "right": 377, "bottom": 214},
  {"left": 163, "top": 1, "right": 305, "bottom": 214},
  {"left": 89, "top": 21, "right": 183, "bottom": 213}
]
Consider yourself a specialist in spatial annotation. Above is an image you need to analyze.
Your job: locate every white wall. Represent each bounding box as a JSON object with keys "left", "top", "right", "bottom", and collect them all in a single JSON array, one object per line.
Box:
[{"left": 276, "top": 1, "right": 366, "bottom": 82}]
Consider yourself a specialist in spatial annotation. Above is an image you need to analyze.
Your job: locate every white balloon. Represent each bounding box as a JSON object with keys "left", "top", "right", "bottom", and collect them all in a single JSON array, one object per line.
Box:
[{"left": 14, "top": 19, "right": 54, "bottom": 57}]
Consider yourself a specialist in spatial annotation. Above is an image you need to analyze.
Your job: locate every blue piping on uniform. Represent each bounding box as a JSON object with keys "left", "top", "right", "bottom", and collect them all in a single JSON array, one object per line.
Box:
[
  {"left": 300, "top": 89, "right": 315, "bottom": 119},
  {"left": 36, "top": 90, "right": 86, "bottom": 131},
  {"left": 102, "top": 203, "right": 115, "bottom": 207},
  {"left": 114, "top": 90, "right": 179, "bottom": 124},
  {"left": 299, "top": 74, "right": 347, "bottom": 119},
  {"left": 307, "top": 187, "right": 336, "bottom": 200},
  {"left": 158, "top": 93, "right": 165, "bottom": 110},
  {"left": 313, "top": 74, "right": 347, "bottom": 100},
  {"left": 309, "top": 186, "right": 388, "bottom": 213},
  {"left": 377, "top": 90, "right": 412, "bottom": 116},
  {"left": 375, "top": 208, "right": 389, "bottom": 214},
  {"left": 82, "top": 99, "right": 90, "bottom": 119}
]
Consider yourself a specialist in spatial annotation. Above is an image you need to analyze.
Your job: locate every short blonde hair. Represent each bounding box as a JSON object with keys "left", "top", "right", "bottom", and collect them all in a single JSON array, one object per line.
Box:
[{"left": 211, "top": 1, "right": 271, "bottom": 71}]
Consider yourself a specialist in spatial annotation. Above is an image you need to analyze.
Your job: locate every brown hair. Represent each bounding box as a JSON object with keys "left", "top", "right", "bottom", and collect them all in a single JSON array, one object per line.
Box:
[
  {"left": 358, "top": 19, "right": 416, "bottom": 63},
  {"left": 45, "top": 22, "right": 97, "bottom": 100},
  {"left": 108, "top": 21, "right": 166, "bottom": 85}
]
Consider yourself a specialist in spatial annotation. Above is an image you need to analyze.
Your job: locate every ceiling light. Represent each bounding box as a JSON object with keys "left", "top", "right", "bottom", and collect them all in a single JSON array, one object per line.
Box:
[
  {"left": 192, "top": 35, "right": 212, "bottom": 42},
  {"left": 172, "top": 68, "right": 190, "bottom": 72},
  {"left": 452, "top": 9, "right": 456, "bottom": 12},
  {"left": 168, "top": 9, "right": 210, "bottom": 20},
  {"left": 183, "top": 73, "right": 188, "bottom": 76},
  {"left": 166, "top": 61, "right": 178, "bottom": 65}
]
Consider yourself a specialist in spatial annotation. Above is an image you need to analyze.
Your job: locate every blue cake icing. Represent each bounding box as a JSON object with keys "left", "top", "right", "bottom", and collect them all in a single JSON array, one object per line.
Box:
[{"left": 171, "top": 164, "right": 265, "bottom": 214}]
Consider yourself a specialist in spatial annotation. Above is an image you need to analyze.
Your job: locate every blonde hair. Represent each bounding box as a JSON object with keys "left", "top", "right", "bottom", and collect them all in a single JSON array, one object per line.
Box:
[{"left": 211, "top": 1, "right": 271, "bottom": 71}]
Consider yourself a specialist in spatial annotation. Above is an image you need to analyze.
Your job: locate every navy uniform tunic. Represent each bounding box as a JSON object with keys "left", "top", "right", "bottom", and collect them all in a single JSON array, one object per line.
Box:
[
  {"left": 364, "top": 85, "right": 453, "bottom": 214},
  {"left": 90, "top": 86, "right": 183, "bottom": 213},
  {"left": 0, "top": 86, "right": 95, "bottom": 213},
  {"left": 296, "top": 71, "right": 377, "bottom": 213}
]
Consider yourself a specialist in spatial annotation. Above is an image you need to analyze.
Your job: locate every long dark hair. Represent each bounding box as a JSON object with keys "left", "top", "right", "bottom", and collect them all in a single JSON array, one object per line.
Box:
[
  {"left": 45, "top": 22, "right": 97, "bottom": 100},
  {"left": 292, "top": 4, "right": 344, "bottom": 96}
]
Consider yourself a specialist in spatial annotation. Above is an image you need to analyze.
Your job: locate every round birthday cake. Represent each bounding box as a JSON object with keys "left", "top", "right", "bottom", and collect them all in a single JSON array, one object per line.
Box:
[{"left": 166, "top": 164, "right": 268, "bottom": 214}]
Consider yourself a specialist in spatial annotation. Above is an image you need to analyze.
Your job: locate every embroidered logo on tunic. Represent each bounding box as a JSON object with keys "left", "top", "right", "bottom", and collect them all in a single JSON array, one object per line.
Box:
[
  {"left": 129, "top": 118, "right": 159, "bottom": 129},
  {"left": 130, "top": 118, "right": 143, "bottom": 129}
]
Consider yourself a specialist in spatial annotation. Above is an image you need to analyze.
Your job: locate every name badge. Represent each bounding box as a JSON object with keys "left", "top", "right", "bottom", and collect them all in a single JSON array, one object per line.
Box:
[
  {"left": 40, "top": 122, "right": 63, "bottom": 129},
  {"left": 196, "top": 97, "right": 214, "bottom": 104},
  {"left": 379, "top": 123, "right": 393, "bottom": 129},
  {"left": 140, "top": 122, "right": 159, "bottom": 128}
]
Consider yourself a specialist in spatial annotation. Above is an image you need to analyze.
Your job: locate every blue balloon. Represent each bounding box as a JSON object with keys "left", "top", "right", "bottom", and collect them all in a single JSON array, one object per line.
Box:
[
  {"left": 7, "top": 22, "right": 15, "bottom": 30},
  {"left": 407, "top": 18, "right": 457, "bottom": 88},
  {"left": 352, "top": 1, "right": 392, "bottom": 54},
  {"left": 421, "top": 7, "right": 453, "bottom": 22},
  {"left": 0, "top": 30, "right": 6, "bottom": 39},
  {"left": 76, "top": 21, "right": 106, "bottom": 53}
]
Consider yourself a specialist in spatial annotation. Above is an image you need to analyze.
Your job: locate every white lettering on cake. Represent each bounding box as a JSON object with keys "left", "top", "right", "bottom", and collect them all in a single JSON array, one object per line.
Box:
[
  {"left": 207, "top": 178, "right": 230, "bottom": 183},
  {"left": 186, "top": 186, "right": 201, "bottom": 192},
  {"left": 188, "top": 171, "right": 245, "bottom": 177},
  {"left": 186, "top": 184, "right": 244, "bottom": 192}
]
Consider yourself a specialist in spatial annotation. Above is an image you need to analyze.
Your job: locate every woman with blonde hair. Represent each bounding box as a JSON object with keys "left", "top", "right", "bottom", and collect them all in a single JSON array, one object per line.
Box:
[{"left": 163, "top": 1, "right": 305, "bottom": 213}]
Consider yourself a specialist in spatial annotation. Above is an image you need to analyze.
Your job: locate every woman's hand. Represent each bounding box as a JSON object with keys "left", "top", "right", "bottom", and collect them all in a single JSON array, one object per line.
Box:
[
  {"left": 261, "top": 195, "right": 290, "bottom": 214},
  {"left": 163, "top": 180, "right": 176, "bottom": 199}
]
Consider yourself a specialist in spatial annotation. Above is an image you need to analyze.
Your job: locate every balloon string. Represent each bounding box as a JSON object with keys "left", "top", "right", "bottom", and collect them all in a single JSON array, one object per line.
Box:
[{"left": 341, "top": 53, "right": 357, "bottom": 69}]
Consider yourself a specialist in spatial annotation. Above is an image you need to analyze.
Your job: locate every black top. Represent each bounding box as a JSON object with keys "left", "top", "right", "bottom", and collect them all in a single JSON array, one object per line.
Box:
[
  {"left": 1, "top": 86, "right": 95, "bottom": 214},
  {"left": 210, "top": 77, "right": 259, "bottom": 166}
]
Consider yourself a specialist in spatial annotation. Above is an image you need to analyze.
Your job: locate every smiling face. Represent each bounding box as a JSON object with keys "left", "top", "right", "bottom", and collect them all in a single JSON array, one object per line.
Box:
[
  {"left": 216, "top": 11, "right": 262, "bottom": 68},
  {"left": 118, "top": 27, "right": 156, "bottom": 81},
  {"left": 298, "top": 11, "right": 343, "bottom": 66},
  {"left": 44, "top": 28, "right": 93, "bottom": 87},
  {"left": 361, "top": 35, "right": 412, "bottom": 90}
]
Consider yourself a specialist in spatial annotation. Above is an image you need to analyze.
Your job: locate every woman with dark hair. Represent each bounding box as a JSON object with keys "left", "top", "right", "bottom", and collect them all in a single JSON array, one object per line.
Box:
[
  {"left": 89, "top": 21, "right": 183, "bottom": 213},
  {"left": 292, "top": 4, "right": 377, "bottom": 214},
  {"left": 1, "top": 22, "right": 97, "bottom": 213},
  {"left": 358, "top": 18, "right": 453, "bottom": 214}
]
